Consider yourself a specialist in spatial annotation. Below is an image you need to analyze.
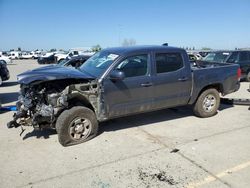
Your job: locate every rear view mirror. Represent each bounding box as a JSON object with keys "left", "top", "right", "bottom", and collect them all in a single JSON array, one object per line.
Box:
[{"left": 110, "top": 70, "right": 125, "bottom": 81}]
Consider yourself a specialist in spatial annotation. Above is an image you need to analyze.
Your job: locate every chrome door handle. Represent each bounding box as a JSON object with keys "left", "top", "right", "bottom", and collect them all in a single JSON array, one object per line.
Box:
[
  {"left": 141, "top": 82, "right": 153, "bottom": 87},
  {"left": 178, "top": 77, "right": 188, "bottom": 81}
]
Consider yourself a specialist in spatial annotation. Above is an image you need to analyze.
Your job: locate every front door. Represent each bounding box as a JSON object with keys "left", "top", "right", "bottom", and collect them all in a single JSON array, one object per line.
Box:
[{"left": 102, "top": 54, "right": 154, "bottom": 118}]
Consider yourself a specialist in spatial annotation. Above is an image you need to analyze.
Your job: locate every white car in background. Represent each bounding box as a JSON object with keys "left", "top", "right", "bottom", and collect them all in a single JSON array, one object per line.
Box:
[
  {"left": 55, "top": 48, "right": 95, "bottom": 63},
  {"left": 9, "top": 51, "right": 22, "bottom": 59},
  {"left": 21, "top": 51, "right": 42, "bottom": 59},
  {"left": 54, "top": 52, "right": 68, "bottom": 63},
  {"left": 30, "top": 51, "right": 42, "bottom": 59},
  {"left": 0, "top": 54, "right": 13, "bottom": 64},
  {"left": 21, "top": 52, "right": 33, "bottom": 59},
  {"left": 42, "top": 52, "right": 55, "bottom": 57}
]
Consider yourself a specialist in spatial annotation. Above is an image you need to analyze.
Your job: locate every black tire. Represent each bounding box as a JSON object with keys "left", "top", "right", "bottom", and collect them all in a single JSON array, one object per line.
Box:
[
  {"left": 56, "top": 106, "right": 98, "bottom": 147},
  {"left": 193, "top": 88, "right": 220, "bottom": 118}
]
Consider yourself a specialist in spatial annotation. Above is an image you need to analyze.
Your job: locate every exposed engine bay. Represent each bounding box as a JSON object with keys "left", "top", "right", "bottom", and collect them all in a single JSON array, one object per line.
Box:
[{"left": 7, "top": 79, "right": 99, "bottom": 131}]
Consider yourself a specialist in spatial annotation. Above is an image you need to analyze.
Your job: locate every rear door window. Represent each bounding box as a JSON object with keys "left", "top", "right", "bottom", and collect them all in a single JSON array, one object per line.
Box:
[{"left": 155, "top": 53, "right": 183, "bottom": 73}]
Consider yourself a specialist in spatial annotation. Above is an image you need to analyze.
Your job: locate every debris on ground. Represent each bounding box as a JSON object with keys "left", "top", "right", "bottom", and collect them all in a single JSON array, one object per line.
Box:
[
  {"left": 138, "top": 168, "right": 178, "bottom": 186},
  {"left": 170, "top": 148, "right": 180, "bottom": 153},
  {"left": 221, "top": 98, "right": 250, "bottom": 106}
]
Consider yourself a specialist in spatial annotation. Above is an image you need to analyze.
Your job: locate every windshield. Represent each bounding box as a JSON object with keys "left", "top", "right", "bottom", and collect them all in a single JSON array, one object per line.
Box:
[
  {"left": 203, "top": 52, "right": 230, "bottom": 63},
  {"left": 80, "top": 51, "right": 119, "bottom": 77}
]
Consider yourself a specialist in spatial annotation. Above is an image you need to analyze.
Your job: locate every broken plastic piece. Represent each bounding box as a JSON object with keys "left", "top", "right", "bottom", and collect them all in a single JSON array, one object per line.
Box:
[
  {"left": 0, "top": 105, "right": 17, "bottom": 111},
  {"left": 170, "top": 148, "right": 179, "bottom": 153}
]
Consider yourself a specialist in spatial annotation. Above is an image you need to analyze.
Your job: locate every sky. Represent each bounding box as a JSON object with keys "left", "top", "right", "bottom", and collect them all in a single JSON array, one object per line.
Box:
[{"left": 0, "top": 0, "right": 250, "bottom": 51}]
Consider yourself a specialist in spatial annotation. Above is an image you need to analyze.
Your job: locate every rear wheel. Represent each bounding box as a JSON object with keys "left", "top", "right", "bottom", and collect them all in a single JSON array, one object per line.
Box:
[
  {"left": 193, "top": 88, "right": 220, "bottom": 118},
  {"left": 56, "top": 106, "right": 98, "bottom": 146}
]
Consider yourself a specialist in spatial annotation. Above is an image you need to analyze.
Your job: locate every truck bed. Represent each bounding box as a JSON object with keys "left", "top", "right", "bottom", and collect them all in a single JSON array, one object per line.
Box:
[{"left": 189, "top": 61, "right": 240, "bottom": 104}]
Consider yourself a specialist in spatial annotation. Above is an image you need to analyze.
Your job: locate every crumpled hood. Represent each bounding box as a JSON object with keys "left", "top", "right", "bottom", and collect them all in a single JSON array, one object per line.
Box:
[{"left": 17, "top": 66, "right": 95, "bottom": 84}]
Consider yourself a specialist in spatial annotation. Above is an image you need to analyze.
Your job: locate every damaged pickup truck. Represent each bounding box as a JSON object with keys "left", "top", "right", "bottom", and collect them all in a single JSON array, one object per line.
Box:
[{"left": 8, "top": 46, "right": 241, "bottom": 146}]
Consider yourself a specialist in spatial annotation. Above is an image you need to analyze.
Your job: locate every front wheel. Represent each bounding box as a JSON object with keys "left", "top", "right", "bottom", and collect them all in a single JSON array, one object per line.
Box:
[
  {"left": 193, "top": 88, "right": 220, "bottom": 118},
  {"left": 56, "top": 106, "right": 99, "bottom": 146}
]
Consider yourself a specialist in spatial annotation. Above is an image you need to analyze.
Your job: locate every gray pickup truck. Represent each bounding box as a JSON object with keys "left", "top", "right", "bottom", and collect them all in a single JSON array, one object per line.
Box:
[{"left": 8, "top": 46, "right": 240, "bottom": 146}]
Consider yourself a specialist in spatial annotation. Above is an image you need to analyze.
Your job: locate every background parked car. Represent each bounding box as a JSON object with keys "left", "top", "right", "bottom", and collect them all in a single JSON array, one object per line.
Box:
[
  {"left": 9, "top": 51, "right": 22, "bottom": 59},
  {"left": 0, "top": 54, "right": 13, "bottom": 64},
  {"left": 225, "top": 50, "right": 250, "bottom": 81},
  {"left": 54, "top": 51, "right": 68, "bottom": 63},
  {"left": 21, "top": 52, "right": 33, "bottom": 59},
  {"left": 37, "top": 53, "right": 56, "bottom": 64},
  {"left": 55, "top": 48, "right": 95, "bottom": 63},
  {"left": 198, "top": 51, "right": 210, "bottom": 57},
  {"left": 30, "top": 50, "right": 42, "bottom": 59},
  {"left": 57, "top": 55, "right": 91, "bottom": 68},
  {"left": 188, "top": 53, "right": 202, "bottom": 61},
  {"left": 0, "top": 60, "right": 10, "bottom": 86},
  {"left": 21, "top": 51, "right": 42, "bottom": 59},
  {"left": 202, "top": 51, "right": 231, "bottom": 63}
]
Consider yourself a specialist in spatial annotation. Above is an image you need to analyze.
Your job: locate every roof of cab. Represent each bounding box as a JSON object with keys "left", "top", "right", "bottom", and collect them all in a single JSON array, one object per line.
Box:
[{"left": 103, "top": 45, "right": 184, "bottom": 55}]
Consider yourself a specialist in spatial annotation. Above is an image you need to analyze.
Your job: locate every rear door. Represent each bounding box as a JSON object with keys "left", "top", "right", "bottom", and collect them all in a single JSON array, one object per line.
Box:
[
  {"left": 102, "top": 53, "right": 154, "bottom": 118},
  {"left": 151, "top": 51, "right": 192, "bottom": 109}
]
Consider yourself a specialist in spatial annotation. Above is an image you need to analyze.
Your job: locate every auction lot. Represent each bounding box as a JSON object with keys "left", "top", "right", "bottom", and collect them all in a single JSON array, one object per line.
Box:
[{"left": 0, "top": 60, "right": 249, "bottom": 188}]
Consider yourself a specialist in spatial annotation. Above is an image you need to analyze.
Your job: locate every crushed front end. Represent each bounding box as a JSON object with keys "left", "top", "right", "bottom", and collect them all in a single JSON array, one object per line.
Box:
[
  {"left": 7, "top": 80, "right": 70, "bottom": 129},
  {"left": 7, "top": 78, "right": 98, "bottom": 132}
]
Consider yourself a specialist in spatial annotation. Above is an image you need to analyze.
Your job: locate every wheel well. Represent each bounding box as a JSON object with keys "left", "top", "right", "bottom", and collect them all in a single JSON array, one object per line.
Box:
[
  {"left": 198, "top": 84, "right": 223, "bottom": 97},
  {"left": 68, "top": 96, "right": 95, "bottom": 113}
]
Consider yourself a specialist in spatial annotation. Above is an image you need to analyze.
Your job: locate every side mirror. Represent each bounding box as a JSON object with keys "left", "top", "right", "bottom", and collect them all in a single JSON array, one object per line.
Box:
[{"left": 110, "top": 70, "right": 125, "bottom": 81}]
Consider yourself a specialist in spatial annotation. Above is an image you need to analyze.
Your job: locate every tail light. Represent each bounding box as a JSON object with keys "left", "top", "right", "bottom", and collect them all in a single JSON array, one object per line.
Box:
[{"left": 237, "top": 68, "right": 241, "bottom": 81}]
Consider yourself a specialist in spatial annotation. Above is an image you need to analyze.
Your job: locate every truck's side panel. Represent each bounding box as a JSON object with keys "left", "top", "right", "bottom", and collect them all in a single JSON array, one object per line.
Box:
[{"left": 189, "top": 64, "right": 239, "bottom": 104}]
